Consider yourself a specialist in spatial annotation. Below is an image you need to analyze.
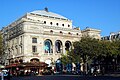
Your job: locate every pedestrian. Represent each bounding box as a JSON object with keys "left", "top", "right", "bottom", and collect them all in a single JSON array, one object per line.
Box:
[
  {"left": 101, "top": 67, "right": 105, "bottom": 75},
  {"left": 7, "top": 70, "right": 11, "bottom": 80},
  {"left": 91, "top": 67, "right": 94, "bottom": 75},
  {"left": 0, "top": 70, "right": 4, "bottom": 80}
]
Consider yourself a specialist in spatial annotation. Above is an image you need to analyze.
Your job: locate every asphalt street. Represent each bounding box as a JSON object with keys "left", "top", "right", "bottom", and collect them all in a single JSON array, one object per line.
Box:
[{"left": 10, "top": 75, "right": 120, "bottom": 80}]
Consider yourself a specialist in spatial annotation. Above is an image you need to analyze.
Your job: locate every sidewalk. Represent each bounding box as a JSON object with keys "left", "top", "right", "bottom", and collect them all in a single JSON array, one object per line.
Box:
[{"left": 104, "top": 73, "right": 120, "bottom": 77}]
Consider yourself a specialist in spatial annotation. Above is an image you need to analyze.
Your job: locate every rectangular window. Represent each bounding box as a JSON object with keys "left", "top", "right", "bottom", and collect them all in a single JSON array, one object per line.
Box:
[
  {"left": 12, "top": 40, "right": 14, "bottom": 45},
  {"left": 32, "top": 38, "right": 37, "bottom": 43},
  {"left": 20, "top": 36, "right": 22, "bottom": 43},
  {"left": 20, "top": 46, "right": 22, "bottom": 54},
  {"left": 32, "top": 46, "right": 37, "bottom": 52}
]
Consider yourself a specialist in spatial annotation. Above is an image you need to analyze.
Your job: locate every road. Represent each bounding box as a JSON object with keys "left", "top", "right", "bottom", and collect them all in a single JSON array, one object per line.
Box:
[{"left": 10, "top": 75, "right": 120, "bottom": 80}]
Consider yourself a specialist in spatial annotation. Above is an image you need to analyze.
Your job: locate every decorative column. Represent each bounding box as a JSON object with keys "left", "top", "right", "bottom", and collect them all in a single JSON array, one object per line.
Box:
[
  {"left": 62, "top": 45, "right": 66, "bottom": 54},
  {"left": 53, "top": 44, "right": 56, "bottom": 55}
]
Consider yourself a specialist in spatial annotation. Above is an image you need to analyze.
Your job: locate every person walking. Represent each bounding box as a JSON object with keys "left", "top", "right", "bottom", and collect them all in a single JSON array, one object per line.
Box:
[
  {"left": 0, "top": 70, "right": 4, "bottom": 80},
  {"left": 7, "top": 70, "right": 11, "bottom": 80},
  {"left": 91, "top": 67, "right": 94, "bottom": 76}
]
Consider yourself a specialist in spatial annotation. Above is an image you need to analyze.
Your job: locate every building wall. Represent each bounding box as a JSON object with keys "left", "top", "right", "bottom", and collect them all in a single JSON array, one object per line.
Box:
[
  {"left": 1, "top": 11, "right": 101, "bottom": 65},
  {"left": 82, "top": 27, "right": 101, "bottom": 40},
  {"left": 27, "top": 13, "right": 72, "bottom": 29},
  {"left": 101, "top": 31, "right": 120, "bottom": 41}
]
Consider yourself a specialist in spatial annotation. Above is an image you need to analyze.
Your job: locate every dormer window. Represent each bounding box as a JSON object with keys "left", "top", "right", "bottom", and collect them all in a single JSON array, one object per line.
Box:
[
  {"left": 56, "top": 23, "right": 59, "bottom": 26},
  {"left": 68, "top": 25, "right": 70, "bottom": 27},
  {"left": 50, "top": 22, "right": 53, "bottom": 25},
  {"left": 62, "top": 24, "right": 64, "bottom": 26}
]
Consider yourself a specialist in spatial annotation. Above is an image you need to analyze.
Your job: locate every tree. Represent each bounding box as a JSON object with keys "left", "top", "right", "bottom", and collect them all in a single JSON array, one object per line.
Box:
[
  {"left": 0, "top": 32, "right": 3, "bottom": 65},
  {"left": 0, "top": 32, "right": 3, "bottom": 55},
  {"left": 61, "top": 54, "right": 70, "bottom": 66},
  {"left": 96, "top": 40, "right": 120, "bottom": 73},
  {"left": 72, "top": 36, "right": 100, "bottom": 73},
  {"left": 61, "top": 36, "right": 120, "bottom": 73}
]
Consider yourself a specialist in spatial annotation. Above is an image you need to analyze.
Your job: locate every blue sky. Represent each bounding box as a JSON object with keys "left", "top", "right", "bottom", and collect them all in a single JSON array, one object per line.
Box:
[{"left": 0, "top": 0, "right": 120, "bottom": 36}]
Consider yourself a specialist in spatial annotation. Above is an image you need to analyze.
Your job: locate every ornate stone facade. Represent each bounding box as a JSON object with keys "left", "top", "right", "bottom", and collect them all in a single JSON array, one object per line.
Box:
[{"left": 1, "top": 9, "right": 101, "bottom": 65}]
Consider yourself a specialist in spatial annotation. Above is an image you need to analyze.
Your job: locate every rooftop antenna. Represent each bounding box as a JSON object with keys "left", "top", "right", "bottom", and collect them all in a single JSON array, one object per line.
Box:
[{"left": 44, "top": 7, "right": 48, "bottom": 12}]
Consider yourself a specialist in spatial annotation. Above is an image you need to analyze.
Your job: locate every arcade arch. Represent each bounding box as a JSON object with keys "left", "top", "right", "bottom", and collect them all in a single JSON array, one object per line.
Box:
[
  {"left": 30, "top": 58, "right": 40, "bottom": 63},
  {"left": 55, "top": 40, "right": 63, "bottom": 53},
  {"left": 44, "top": 39, "right": 53, "bottom": 54},
  {"left": 65, "top": 41, "right": 72, "bottom": 51}
]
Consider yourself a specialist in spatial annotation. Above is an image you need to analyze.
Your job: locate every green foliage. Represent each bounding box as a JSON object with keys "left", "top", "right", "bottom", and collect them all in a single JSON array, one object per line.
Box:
[
  {"left": 98, "top": 40, "right": 120, "bottom": 57},
  {"left": 73, "top": 37, "right": 100, "bottom": 63},
  {"left": 0, "top": 32, "right": 3, "bottom": 55},
  {"left": 110, "top": 40, "right": 120, "bottom": 57},
  {"left": 61, "top": 54, "right": 70, "bottom": 65},
  {"left": 61, "top": 36, "right": 120, "bottom": 70}
]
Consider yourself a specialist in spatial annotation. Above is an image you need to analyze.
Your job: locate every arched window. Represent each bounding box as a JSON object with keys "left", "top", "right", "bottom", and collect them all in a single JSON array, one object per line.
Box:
[
  {"left": 44, "top": 39, "right": 53, "bottom": 54},
  {"left": 65, "top": 41, "right": 71, "bottom": 51},
  {"left": 55, "top": 40, "right": 63, "bottom": 53},
  {"left": 62, "top": 24, "right": 64, "bottom": 26}
]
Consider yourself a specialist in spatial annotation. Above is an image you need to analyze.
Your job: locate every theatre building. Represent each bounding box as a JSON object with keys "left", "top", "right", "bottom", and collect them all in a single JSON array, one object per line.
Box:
[{"left": 0, "top": 8, "right": 101, "bottom": 74}]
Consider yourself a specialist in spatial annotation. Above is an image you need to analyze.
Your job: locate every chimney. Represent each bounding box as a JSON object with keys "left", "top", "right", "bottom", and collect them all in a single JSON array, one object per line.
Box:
[{"left": 44, "top": 7, "right": 48, "bottom": 12}]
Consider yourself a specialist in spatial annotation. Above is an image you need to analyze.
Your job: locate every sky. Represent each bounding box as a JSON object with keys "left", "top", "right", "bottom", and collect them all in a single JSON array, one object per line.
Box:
[{"left": 0, "top": 0, "right": 120, "bottom": 36}]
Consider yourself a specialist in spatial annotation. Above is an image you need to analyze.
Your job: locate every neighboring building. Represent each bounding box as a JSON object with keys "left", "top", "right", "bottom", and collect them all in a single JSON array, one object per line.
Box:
[
  {"left": 110, "top": 32, "right": 120, "bottom": 40},
  {"left": 101, "top": 31, "right": 120, "bottom": 41},
  {"left": 82, "top": 27, "right": 101, "bottom": 40},
  {"left": 101, "top": 36, "right": 110, "bottom": 41},
  {"left": 0, "top": 8, "right": 101, "bottom": 66}
]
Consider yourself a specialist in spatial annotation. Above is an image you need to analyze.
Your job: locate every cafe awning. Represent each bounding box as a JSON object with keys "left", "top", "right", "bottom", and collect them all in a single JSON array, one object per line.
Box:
[{"left": 5, "top": 62, "right": 48, "bottom": 68}]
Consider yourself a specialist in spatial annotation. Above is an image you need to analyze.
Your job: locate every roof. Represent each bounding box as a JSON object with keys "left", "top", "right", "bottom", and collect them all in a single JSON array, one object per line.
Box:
[
  {"left": 30, "top": 10, "right": 68, "bottom": 20},
  {"left": 82, "top": 27, "right": 101, "bottom": 32}
]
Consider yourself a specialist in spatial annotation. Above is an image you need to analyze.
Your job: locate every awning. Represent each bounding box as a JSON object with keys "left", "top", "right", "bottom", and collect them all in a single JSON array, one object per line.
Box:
[
  {"left": 5, "top": 62, "right": 48, "bottom": 68},
  {"left": 5, "top": 63, "right": 17, "bottom": 68}
]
